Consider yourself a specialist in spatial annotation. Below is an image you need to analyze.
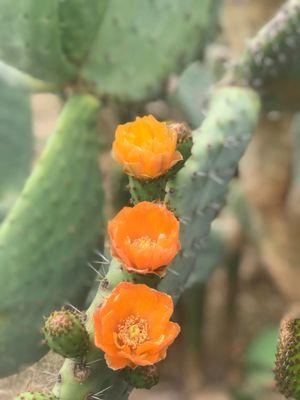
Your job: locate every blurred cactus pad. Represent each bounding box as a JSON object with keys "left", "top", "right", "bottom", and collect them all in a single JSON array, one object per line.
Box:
[
  {"left": 1, "top": 0, "right": 300, "bottom": 400},
  {"left": 0, "top": 0, "right": 221, "bottom": 101}
]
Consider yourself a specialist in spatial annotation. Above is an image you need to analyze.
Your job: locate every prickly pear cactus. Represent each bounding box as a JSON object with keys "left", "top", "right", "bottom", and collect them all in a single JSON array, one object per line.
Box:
[{"left": 13, "top": 86, "right": 258, "bottom": 400}]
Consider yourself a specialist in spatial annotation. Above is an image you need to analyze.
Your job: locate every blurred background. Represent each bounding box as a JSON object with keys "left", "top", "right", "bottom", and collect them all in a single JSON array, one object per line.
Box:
[{"left": 0, "top": 0, "right": 297, "bottom": 398}]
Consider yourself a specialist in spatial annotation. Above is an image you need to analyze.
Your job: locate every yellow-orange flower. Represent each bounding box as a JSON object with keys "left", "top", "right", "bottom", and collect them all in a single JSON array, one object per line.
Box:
[
  {"left": 93, "top": 282, "right": 180, "bottom": 370},
  {"left": 108, "top": 201, "right": 180, "bottom": 276},
  {"left": 112, "top": 115, "right": 182, "bottom": 180}
]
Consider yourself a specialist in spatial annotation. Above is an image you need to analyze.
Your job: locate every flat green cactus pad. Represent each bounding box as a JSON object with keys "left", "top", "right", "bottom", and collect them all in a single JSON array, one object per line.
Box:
[
  {"left": 0, "top": 95, "right": 104, "bottom": 377},
  {"left": 0, "top": 79, "right": 32, "bottom": 200},
  {"left": 0, "top": 1, "right": 76, "bottom": 83},
  {"left": 160, "top": 87, "right": 261, "bottom": 301},
  {"left": 82, "top": 0, "right": 221, "bottom": 102},
  {"left": 58, "top": 0, "right": 108, "bottom": 65},
  {"left": 0, "top": 0, "right": 220, "bottom": 99}
]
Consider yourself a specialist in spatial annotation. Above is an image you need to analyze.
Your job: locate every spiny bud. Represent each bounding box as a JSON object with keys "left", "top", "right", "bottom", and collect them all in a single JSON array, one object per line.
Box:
[
  {"left": 275, "top": 312, "right": 300, "bottom": 398},
  {"left": 167, "top": 121, "right": 192, "bottom": 143},
  {"left": 15, "top": 392, "right": 57, "bottom": 400},
  {"left": 43, "top": 309, "right": 89, "bottom": 359},
  {"left": 123, "top": 365, "right": 159, "bottom": 389},
  {"left": 166, "top": 121, "right": 192, "bottom": 173}
]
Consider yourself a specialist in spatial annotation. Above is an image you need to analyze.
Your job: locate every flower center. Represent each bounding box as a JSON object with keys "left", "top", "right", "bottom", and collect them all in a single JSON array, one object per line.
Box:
[
  {"left": 117, "top": 315, "right": 149, "bottom": 349},
  {"left": 131, "top": 236, "right": 156, "bottom": 249}
]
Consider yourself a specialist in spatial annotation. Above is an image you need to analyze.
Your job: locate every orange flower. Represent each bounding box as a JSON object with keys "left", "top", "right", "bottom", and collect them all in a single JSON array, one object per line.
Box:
[
  {"left": 93, "top": 282, "right": 180, "bottom": 370},
  {"left": 108, "top": 201, "right": 180, "bottom": 276},
  {"left": 112, "top": 115, "right": 182, "bottom": 180}
]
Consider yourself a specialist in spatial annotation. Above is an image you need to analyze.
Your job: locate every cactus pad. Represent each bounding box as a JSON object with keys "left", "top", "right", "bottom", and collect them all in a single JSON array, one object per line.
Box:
[
  {"left": 161, "top": 87, "right": 260, "bottom": 301},
  {"left": 0, "top": 95, "right": 103, "bottom": 376},
  {"left": 82, "top": 0, "right": 221, "bottom": 102},
  {"left": 0, "top": 78, "right": 32, "bottom": 198}
]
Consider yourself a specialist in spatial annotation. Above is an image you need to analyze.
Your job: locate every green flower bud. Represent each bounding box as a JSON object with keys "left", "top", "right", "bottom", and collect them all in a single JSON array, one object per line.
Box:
[
  {"left": 123, "top": 365, "right": 159, "bottom": 390},
  {"left": 43, "top": 309, "right": 89, "bottom": 359}
]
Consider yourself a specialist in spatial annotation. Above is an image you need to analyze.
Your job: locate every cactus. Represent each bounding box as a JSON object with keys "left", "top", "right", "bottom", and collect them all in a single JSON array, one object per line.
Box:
[
  {"left": 82, "top": 0, "right": 221, "bottom": 102},
  {"left": 275, "top": 313, "right": 300, "bottom": 399},
  {"left": 170, "top": 61, "right": 215, "bottom": 128},
  {"left": 14, "top": 86, "right": 257, "bottom": 400},
  {"left": 230, "top": 0, "right": 300, "bottom": 107},
  {"left": 0, "top": 1, "right": 221, "bottom": 99},
  {"left": 0, "top": 95, "right": 104, "bottom": 377},
  {"left": 6, "top": 0, "right": 300, "bottom": 399},
  {"left": 43, "top": 309, "right": 90, "bottom": 359},
  {"left": 234, "top": 0, "right": 300, "bottom": 85},
  {"left": 123, "top": 365, "right": 159, "bottom": 390},
  {"left": 0, "top": 0, "right": 223, "bottom": 381},
  {"left": 0, "top": 77, "right": 32, "bottom": 199},
  {"left": 160, "top": 87, "right": 260, "bottom": 301}
]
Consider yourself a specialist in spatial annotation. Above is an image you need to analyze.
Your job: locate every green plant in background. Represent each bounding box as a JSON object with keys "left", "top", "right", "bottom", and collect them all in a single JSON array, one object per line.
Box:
[{"left": 0, "top": 0, "right": 299, "bottom": 399}]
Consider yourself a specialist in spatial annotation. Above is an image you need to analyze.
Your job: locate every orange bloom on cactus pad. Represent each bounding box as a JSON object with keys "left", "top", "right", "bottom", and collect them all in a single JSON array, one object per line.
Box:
[
  {"left": 112, "top": 115, "right": 182, "bottom": 179},
  {"left": 93, "top": 282, "right": 180, "bottom": 370},
  {"left": 108, "top": 201, "right": 180, "bottom": 276}
]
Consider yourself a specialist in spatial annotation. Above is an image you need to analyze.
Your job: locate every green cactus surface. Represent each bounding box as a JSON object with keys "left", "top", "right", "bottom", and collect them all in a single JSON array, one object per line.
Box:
[
  {"left": 0, "top": 95, "right": 104, "bottom": 377},
  {"left": 275, "top": 314, "right": 300, "bottom": 399},
  {"left": 128, "top": 175, "right": 168, "bottom": 204},
  {"left": 82, "top": 0, "right": 221, "bottom": 102},
  {"left": 43, "top": 309, "right": 90, "bottom": 359},
  {"left": 0, "top": 0, "right": 221, "bottom": 98},
  {"left": 57, "top": 0, "right": 108, "bottom": 65},
  {"left": 171, "top": 61, "right": 215, "bottom": 128},
  {"left": 235, "top": 0, "right": 300, "bottom": 84},
  {"left": 161, "top": 87, "right": 260, "bottom": 301},
  {"left": 0, "top": 1, "right": 77, "bottom": 84},
  {"left": 0, "top": 78, "right": 32, "bottom": 199},
  {"left": 123, "top": 365, "right": 159, "bottom": 390}
]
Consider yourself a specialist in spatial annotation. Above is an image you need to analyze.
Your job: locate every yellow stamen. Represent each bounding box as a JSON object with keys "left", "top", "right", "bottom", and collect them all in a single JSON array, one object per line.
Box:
[
  {"left": 117, "top": 315, "right": 149, "bottom": 349},
  {"left": 132, "top": 236, "right": 156, "bottom": 249}
]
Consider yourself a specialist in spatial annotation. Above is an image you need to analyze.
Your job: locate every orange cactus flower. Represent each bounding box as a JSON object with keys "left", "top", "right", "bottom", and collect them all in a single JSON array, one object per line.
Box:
[
  {"left": 112, "top": 115, "right": 183, "bottom": 180},
  {"left": 93, "top": 282, "right": 180, "bottom": 370},
  {"left": 108, "top": 201, "right": 180, "bottom": 276}
]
